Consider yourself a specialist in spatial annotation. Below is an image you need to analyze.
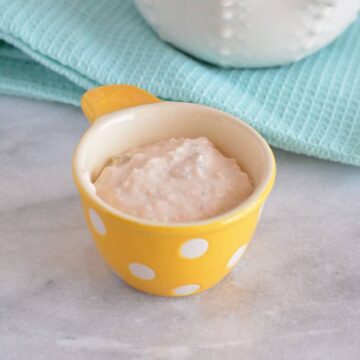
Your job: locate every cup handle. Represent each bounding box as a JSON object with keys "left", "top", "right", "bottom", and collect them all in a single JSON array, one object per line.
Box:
[{"left": 81, "top": 84, "right": 162, "bottom": 124}]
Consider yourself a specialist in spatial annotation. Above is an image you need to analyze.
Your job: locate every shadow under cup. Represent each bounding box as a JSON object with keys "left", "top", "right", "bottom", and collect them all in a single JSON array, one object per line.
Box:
[{"left": 73, "top": 102, "right": 276, "bottom": 297}]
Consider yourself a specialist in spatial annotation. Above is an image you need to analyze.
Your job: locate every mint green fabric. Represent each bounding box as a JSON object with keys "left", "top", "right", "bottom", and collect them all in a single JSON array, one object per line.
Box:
[{"left": 0, "top": 0, "right": 359, "bottom": 165}]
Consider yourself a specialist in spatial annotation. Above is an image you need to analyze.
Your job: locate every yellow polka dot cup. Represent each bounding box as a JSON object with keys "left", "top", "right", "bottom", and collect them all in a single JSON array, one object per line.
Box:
[{"left": 73, "top": 85, "right": 276, "bottom": 297}]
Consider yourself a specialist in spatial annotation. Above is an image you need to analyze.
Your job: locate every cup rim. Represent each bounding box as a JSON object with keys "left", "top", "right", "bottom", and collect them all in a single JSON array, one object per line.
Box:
[{"left": 73, "top": 102, "right": 276, "bottom": 230}]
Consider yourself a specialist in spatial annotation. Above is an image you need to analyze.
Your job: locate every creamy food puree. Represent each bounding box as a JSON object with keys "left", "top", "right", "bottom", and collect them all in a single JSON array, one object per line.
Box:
[{"left": 94, "top": 137, "right": 253, "bottom": 222}]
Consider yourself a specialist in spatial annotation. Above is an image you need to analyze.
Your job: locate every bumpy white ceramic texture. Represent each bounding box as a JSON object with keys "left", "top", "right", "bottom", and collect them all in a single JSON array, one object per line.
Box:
[{"left": 135, "top": 0, "right": 360, "bottom": 68}]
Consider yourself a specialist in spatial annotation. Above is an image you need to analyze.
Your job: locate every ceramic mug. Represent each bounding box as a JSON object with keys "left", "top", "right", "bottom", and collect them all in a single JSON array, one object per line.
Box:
[
  {"left": 72, "top": 85, "right": 276, "bottom": 297},
  {"left": 134, "top": 0, "right": 360, "bottom": 68}
]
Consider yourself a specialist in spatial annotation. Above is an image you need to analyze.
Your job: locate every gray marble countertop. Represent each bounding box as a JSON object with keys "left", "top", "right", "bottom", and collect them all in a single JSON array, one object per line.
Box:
[{"left": 1, "top": 95, "right": 359, "bottom": 360}]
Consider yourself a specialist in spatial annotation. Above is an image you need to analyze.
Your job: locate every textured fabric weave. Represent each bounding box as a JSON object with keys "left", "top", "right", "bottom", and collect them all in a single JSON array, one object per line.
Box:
[{"left": 0, "top": 0, "right": 359, "bottom": 165}]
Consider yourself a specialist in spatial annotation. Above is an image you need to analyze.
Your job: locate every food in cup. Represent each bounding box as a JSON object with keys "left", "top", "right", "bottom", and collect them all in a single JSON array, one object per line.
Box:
[
  {"left": 94, "top": 137, "right": 253, "bottom": 223},
  {"left": 73, "top": 84, "right": 276, "bottom": 297}
]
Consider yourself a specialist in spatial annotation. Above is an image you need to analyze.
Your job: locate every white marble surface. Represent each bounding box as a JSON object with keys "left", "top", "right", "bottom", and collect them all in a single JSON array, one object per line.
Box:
[{"left": 1, "top": 95, "right": 360, "bottom": 360}]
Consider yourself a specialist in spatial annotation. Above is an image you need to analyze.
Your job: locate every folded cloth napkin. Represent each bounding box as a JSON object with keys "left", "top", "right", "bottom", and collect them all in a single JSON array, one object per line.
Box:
[{"left": 0, "top": 0, "right": 359, "bottom": 165}]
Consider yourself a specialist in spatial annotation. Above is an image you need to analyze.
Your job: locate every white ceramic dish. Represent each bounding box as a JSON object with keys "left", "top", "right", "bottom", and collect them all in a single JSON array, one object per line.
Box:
[{"left": 135, "top": 0, "right": 360, "bottom": 68}]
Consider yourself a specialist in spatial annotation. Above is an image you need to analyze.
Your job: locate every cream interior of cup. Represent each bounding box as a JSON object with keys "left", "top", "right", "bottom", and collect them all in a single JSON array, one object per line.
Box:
[{"left": 74, "top": 102, "right": 274, "bottom": 221}]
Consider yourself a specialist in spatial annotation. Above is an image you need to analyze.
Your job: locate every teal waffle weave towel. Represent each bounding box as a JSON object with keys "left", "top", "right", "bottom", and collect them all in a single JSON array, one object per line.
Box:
[{"left": 0, "top": 0, "right": 359, "bottom": 165}]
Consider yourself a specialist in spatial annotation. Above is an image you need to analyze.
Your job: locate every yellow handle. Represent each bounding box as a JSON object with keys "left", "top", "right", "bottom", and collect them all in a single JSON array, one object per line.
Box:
[{"left": 81, "top": 84, "right": 162, "bottom": 123}]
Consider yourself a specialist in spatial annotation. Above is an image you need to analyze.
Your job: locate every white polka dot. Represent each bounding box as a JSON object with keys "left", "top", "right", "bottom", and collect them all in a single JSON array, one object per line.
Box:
[
  {"left": 89, "top": 208, "right": 106, "bottom": 235},
  {"left": 180, "top": 238, "right": 209, "bottom": 259},
  {"left": 258, "top": 204, "right": 264, "bottom": 221},
  {"left": 129, "top": 263, "right": 155, "bottom": 280},
  {"left": 173, "top": 284, "right": 200, "bottom": 296},
  {"left": 227, "top": 244, "right": 248, "bottom": 268}
]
